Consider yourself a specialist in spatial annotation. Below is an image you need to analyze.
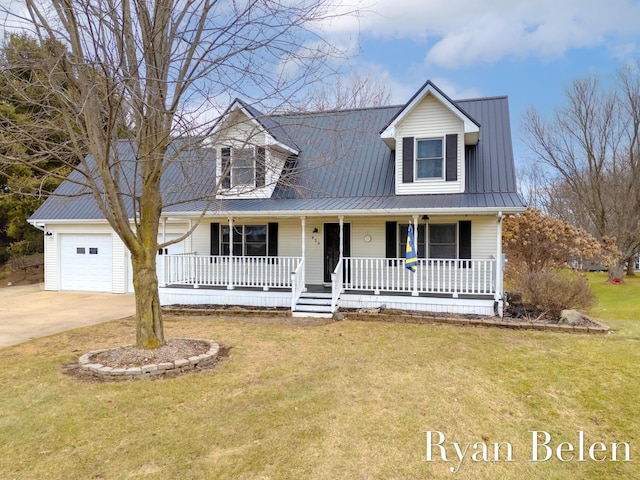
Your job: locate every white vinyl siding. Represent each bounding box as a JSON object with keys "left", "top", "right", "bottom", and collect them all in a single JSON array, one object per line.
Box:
[
  {"left": 112, "top": 236, "right": 127, "bottom": 293},
  {"left": 396, "top": 94, "right": 465, "bottom": 195},
  {"left": 44, "top": 231, "right": 58, "bottom": 291}
]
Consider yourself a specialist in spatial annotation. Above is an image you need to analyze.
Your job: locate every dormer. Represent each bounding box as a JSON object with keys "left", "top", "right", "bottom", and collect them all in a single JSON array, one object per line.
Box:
[
  {"left": 380, "top": 81, "right": 480, "bottom": 195},
  {"left": 208, "top": 99, "right": 299, "bottom": 199}
]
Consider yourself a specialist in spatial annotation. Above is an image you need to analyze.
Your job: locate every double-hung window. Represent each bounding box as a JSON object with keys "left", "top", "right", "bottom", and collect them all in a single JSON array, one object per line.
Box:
[
  {"left": 387, "top": 221, "right": 471, "bottom": 263},
  {"left": 232, "top": 148, "right": 255, "bottom": 187},
  {"left": 416, "top": 138, "right": 444, "bottom": 180},
  {"left": 221, "top": 225, "right": 267, "bottom": 256},
  {"left": 428, "top": 224, "right": 457, "bottom": 259},
  {"left": 221, "top": 146, "right": 266, "bottom": 188}
]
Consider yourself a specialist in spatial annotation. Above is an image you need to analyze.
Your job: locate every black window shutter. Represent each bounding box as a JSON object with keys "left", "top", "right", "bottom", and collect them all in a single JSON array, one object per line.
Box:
[
  {"left": 445, "top": 134, "right": 458, "bottom": 181},
  {"left": 343, "top": 224, "right": 351, "bottom": 257},
  {"left": 221, "top": 147, "right": 231, "bottom": 188},
  {"left": 256, "top": 147, "right": 266, "bottom": 187},
  {"left": 386, "top": 222, "right": 397, "bottom": 258},
  {"left": 210, "top": 223, "right": 220, "bottom": 256},
  {"left": 402, "top": 137, "right": 414, "bottom": 183},
  {"left": 267, "top": 222, "right": 278, "bottom": 257},
  {"left": 459, "top": 220, "right": 471, "bottom": 267}
]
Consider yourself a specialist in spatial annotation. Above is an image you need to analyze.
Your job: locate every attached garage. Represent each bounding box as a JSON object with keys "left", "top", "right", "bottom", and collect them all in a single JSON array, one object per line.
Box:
[{"left": 60, "top": 234, "right": 113, "bottom": 292}]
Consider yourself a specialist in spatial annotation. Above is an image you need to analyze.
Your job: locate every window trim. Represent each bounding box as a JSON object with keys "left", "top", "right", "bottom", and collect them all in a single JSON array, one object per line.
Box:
[{"left": 415, "top": 137, "right": 445, "bottom": 181}]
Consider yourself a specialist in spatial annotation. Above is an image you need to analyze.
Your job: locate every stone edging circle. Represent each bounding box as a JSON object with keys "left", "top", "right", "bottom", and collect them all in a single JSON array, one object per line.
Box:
[{"left": 78, "top": 339, "right": 220, "bottom": 379}]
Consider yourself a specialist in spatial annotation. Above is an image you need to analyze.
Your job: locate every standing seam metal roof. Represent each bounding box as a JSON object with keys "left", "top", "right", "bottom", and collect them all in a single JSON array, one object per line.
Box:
[{"left": 29, "top": 93, "right": 525, "bottom": 222}]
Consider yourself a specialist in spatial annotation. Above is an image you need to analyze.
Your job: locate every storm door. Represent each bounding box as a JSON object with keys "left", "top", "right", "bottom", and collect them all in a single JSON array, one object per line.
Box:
[{"left": 323, "top": 223, "right": 351, "bottom": 283}]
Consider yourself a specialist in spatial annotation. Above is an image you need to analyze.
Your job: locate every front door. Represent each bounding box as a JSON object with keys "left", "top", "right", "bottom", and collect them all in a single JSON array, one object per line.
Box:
[{"left": 323, "top": 223, "right": 351, "bottom": 283}]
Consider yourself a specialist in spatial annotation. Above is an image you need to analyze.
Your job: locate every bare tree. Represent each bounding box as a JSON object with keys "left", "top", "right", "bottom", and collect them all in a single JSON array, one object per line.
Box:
[
  {"left": 0, "top": 0, "right": 351, "bottom": 348},
  {"left": 523, "top": 67, "right": 640, "bottom": 281},
  {"left": 295, "top": 72, "right": 392, "bottom": 111}
]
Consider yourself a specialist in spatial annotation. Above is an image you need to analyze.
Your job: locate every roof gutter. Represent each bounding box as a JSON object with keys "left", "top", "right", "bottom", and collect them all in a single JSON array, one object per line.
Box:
[{"left": 163, "top": 205, "right": 527, "bottom": 218}]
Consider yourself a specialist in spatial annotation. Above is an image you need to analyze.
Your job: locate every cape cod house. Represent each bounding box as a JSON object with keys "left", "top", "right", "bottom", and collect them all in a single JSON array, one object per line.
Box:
[{"left": 28, "top": 80, "right": 526, "bottom": 317}]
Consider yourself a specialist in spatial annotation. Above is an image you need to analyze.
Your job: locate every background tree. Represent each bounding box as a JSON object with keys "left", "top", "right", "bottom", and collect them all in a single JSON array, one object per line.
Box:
[
  {"left": 295, "top": 72, "right": 392, "bottom": 111},
  {"left": 523, "top": 67, "right": 640, "bottom": 281},
  {"left": 0, "top": 34, "right": 74, "bottom": 262},
  {"left": 0, "top": 0, "right": 350, "bottom": 348}
]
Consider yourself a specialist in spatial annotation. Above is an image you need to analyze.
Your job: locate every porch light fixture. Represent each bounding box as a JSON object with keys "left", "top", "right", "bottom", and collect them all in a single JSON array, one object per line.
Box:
[
  {"left": 45, "top": 231, "right": 53, "bottom": 237},
  {"left": 422, "top": 215, "right": 429, "bottom": 220},
  {"left": 312, "top": 227, "right": 318, "bottom": 233}
]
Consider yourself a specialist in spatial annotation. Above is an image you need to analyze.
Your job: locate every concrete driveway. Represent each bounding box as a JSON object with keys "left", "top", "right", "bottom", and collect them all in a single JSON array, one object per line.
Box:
[{"left": 0, "top": 284, "right": 135, "bottom": 348}]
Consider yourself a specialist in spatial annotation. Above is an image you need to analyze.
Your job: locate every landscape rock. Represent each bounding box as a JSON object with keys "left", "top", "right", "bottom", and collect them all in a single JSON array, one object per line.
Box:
[{"left": 559, "top": 309, "right": 587, "bottom": 325}]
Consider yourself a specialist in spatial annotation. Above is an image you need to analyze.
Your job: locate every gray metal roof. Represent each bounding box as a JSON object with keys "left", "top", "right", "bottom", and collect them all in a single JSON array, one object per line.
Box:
[
  {"left": 457, "top": 96, "right": 517, "bottom": 193},
  {"left": 29, "top": 90, "right": 525, "bottom": 223},
  {"left": 165, "top": 192, "right": 526, "bottom": 215}
]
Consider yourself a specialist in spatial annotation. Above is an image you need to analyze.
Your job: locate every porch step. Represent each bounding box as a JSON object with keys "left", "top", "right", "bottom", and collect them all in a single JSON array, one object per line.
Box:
[{"left": 293, "top": 291, "right": 333, "bottom": 318}]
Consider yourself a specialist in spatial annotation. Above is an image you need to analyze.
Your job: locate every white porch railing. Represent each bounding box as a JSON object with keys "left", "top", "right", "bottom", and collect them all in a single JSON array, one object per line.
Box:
[
  {"left": 331, "top": 258, "right": 344, "bottom": 313},
  {"left": 291, "top": 259, "right": 305, "bottom": 310},
  {"left": 163, "top": 255, "right": 302, "bottom": 290},
  {"left": 343, "top": 258, "right": 496, "bottom": 296}
]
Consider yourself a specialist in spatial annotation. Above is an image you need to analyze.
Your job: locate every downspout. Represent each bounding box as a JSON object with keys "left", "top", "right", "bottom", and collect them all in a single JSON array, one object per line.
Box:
[{"left": 495, "top": 211, "right": 503, "bottom": 317}]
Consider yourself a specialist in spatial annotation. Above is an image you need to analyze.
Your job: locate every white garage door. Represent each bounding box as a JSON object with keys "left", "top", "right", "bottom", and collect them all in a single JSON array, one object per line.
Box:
[{"left": 60, "top": 234, "right": 113, "bottom": 292}]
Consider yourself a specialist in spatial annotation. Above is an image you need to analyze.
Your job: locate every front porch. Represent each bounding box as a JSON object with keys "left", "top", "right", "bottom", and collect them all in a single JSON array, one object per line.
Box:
[{"left": 158, "top": 254, "right": 501, "bottom": 317}]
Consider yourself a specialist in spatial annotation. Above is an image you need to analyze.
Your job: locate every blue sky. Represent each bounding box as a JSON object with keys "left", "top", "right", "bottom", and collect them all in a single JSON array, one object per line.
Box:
[{"left": 320, "top": 0, "right": 640, "bottom": 167}]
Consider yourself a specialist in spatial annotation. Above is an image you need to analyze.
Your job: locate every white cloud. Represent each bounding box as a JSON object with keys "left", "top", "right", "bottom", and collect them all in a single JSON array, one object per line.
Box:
[
  {"left": 322, "top": 0, "right": 640, "bottom": 68},
  {"left": 429, "top": 77, "right": 483, "bottom": 100}
]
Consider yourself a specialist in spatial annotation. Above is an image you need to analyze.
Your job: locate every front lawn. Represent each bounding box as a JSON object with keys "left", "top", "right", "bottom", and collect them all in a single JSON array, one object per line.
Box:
[
  {"left": 1, "top": 302, "right": 639, "bottom": 480},
  {"left": 588, "top": 272, "right": 640, "bottom": 327}
]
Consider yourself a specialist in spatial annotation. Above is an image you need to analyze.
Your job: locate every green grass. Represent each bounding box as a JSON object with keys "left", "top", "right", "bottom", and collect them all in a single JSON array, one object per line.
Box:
[
  {"left": 588, "top": 272, "right": 640, "bottom": 319},
  {"left": 0, "top": 280, "right": 639, "bottom": 479}
]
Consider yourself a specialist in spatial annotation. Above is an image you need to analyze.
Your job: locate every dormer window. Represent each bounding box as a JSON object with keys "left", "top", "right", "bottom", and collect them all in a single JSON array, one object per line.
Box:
[
  {"left": 221, "top": 146, "right": 266, "bottom": 188},
  {"left": 233, "top": 148, "right": 254, "bottom": 186},
  {"left": 416, "top": 138, "right": 443, "bottom": 180},
  {"left": 401, "top": 134, "right": 458, "bottom": 186}
]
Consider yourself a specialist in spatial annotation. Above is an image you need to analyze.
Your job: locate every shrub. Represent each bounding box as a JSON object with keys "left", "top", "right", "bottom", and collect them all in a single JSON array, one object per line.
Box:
[
  {"left": 511, "top": 270, "right": 597, "bottom": 319},
  {"left": 503, "top": 208, "right": 618, "bottom": 275}
]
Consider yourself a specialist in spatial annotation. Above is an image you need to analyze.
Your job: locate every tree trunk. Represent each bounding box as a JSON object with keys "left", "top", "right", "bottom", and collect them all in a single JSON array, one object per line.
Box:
[
  {"left": 131, "top": 250, "right": 164, "bottom": 349},
  {"left": 608, "top": 262, "right": 625, "bottom": 283},
  {"left": 626, "top": 255, "right": 636, "bottom": 277}
]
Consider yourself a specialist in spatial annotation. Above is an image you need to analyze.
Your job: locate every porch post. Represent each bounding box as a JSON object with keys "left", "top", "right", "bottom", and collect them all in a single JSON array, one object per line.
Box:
[
  {"left": 160, "top": 217, "right": 167, "bottom": 287},
  {"left": 188, "top": 218, "right": 199, "bottom": 289},
  {"left": 301, "top": 216, "right": 306, "bottom": 292},
  {"left": 301, "top": 216, "right": 306, "bottom": 260},
  {"left": 227, "top": 217, "right": 234, "bottom": 290},
  {"left": 412, "top": 215, "right": 419, "bottom": 296},
  {"left": 338, "top": 216, "right": 344, "bottom": 259}
]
